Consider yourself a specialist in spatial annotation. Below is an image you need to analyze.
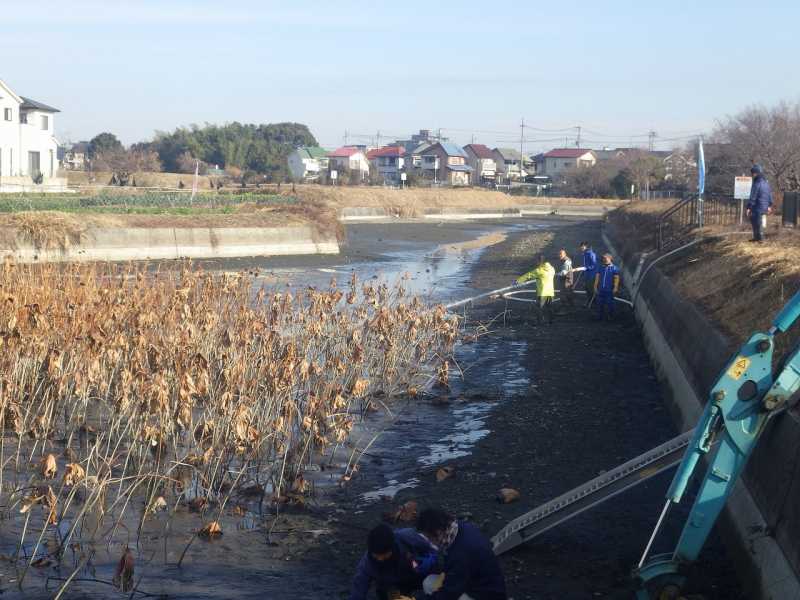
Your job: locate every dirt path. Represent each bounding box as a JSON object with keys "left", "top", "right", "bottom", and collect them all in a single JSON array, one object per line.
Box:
[{"left": 301, "top": 220, "right": 743, "bottom": 600}]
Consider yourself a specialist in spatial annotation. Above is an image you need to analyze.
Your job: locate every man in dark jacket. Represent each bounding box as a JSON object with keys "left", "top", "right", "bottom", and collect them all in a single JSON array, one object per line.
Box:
[
  {"left": 747, "top": 164, "right": 773, "bottom": 242},
  {"left": 416, "top": 508, "right": 506, "bottom": 600},
  {"left": 350, "top": 524, "right": 437, "bottom": 600}
]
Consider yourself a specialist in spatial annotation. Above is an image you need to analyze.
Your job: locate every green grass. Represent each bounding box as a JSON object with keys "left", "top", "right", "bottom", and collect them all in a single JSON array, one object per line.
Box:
[{"left": 0, "top": 192, "right": 298, "bottom": 214}]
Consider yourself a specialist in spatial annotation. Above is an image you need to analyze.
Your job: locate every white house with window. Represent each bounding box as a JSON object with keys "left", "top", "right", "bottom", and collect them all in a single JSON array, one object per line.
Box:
[{"left": 0, "top": 78, "right": 66, "bottom": 192}]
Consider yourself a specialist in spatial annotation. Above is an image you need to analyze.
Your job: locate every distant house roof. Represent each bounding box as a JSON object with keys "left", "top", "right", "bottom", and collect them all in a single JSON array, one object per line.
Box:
[
  {"left": 297, "top": 146, "right": 327, "bottom": 159},
  {"left": 447, "top": 164, "right": 473, "bottom": 172},
  {"left": 20, "top": 96, "right": 60, "bottom": 113},
  {"left": 71, "top": 141, "right": 89, "bottom": 154},
  {"left": 543, "top": 148, "right": 594, "bottom": 159},
  {"left": 493, "top": 148, "right": 522, "bottom": 161},
  {"left": 409, "top": 142, "right": 433, "bottom": 155},
  {"left": 367, "top": 146, "right": 405, "bottom": 159},
  {"left": 439, "top": 142, "right": 467, "bottom": 158},
  {"left": 327, "top": 146, "right": 363, "bottom": 158},
  {"left": 464, "top": 144, "right": 494, "bottom": 159}
]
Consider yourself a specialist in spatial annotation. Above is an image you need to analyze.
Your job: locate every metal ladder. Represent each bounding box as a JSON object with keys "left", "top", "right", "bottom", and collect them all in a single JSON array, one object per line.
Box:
[{"left": 492, "top": 430, "right": 695, "bottom": 555}]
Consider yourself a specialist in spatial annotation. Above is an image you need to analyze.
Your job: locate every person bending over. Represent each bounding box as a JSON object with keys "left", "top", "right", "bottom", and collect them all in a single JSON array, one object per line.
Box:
[
  {"left": 350, "top": 523, "right": 437, "bottom": 600},
  {"left": 416, "top": 508, "right": 506, "bottom": 600}
]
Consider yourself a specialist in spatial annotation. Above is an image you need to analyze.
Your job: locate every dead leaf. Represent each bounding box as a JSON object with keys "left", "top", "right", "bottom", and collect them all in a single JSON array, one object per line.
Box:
[
  {"left": 497, "top": 488, "right": 521, "bottom": 504},
  {"left": 112, "top": 547, "right": 134, "bottom": 591},
  {"left": 199, "top": 521, "right": 223, "bottom": 539},
  {"left": 63, "top": 462, "right": 85, "bottom": 486},
  {"left": 435, "top": 466, "right": 455, "bottom": 482},
  {"left": 149, "top": 495, "right": 168, "bottom": 513},
  {"left": 40, "top": 453, "right": 57, "bottom": 479}
]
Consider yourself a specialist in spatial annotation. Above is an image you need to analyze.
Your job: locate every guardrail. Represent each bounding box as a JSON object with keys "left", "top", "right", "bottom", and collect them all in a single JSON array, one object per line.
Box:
[{"left": 656, "top": 193, "right": 742, "bottom": 250}]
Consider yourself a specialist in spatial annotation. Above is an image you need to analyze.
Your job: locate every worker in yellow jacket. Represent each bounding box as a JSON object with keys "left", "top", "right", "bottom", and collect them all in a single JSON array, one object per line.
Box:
[{"left": 516, "top": 255, "right": 556, "bottom": 324}]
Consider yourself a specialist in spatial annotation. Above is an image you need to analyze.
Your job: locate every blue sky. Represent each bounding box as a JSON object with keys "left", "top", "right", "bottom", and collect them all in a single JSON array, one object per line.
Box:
[{"left": 2, "top": 0, "right": 798, "bottom": 153}]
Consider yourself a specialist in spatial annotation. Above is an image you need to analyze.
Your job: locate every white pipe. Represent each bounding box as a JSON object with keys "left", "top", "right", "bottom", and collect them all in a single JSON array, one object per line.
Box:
[{"left": 444, "top": 281, "right": 534, "bottom": 310}]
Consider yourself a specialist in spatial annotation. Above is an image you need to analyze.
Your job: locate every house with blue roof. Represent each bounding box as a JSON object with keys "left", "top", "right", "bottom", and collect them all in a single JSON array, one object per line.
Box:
[{"left": 417, "top": 142, "right": 473, "bottom": 186}]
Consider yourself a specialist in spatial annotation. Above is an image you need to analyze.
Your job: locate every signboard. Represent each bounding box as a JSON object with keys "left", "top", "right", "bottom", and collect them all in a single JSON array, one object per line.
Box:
[
  {"left": 400, "top": 172, "right": 407, "bottom": 181},
  {"left": 330, "top": 170, "right": 338, "bottom": 180},
  {"left": 734, "top": 176, "right": 752, "bottom": 200}
]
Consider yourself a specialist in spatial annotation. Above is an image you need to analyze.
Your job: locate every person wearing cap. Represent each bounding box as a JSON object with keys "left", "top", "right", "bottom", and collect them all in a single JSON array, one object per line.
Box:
[
  {"left": 593, "top": 253, "right": 620, "bottom": 321},
  {"left": 350, "top": 523, "right": 437, "bottom": 600},
  {"left": 746, "top": 164, "right": 773, "bottom": 242}
]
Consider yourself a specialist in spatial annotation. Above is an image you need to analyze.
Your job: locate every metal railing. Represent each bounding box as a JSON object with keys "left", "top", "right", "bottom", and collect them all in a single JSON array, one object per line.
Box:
[{"left": 656, "top": 193, "right": 741, "bottom": 250}]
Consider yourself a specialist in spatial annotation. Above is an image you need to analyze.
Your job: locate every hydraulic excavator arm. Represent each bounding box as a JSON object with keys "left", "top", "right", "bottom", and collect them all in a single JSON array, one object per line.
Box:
[{"left": 633, "top": 288, "right": 800, "bottom": 598}]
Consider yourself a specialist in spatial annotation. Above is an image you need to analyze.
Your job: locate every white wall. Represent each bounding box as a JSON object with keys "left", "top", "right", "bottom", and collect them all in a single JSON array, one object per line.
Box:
[
  {"left": 19, "top": 110, "right": 58, "bottom": 178},
  {"left": 0, "top": 93, "right": 20, "bottom": 177}
]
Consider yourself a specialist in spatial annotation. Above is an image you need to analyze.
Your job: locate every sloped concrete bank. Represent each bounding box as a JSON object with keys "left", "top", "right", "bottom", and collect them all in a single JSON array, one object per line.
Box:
[
  {"left": 0, "top": 225, "right": 339, "bottom": 263},
  {"left": 604, "top": 224, "right": 800, "bottom": 600},
  {"left": 339, "top": 204, "right": 611, "bottom": 221}
]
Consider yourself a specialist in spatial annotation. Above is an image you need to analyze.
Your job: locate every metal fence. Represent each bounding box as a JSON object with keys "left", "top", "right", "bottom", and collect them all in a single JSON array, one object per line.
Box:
[{"left": 656, "top": 193, "right": 742, "bottom": 250}]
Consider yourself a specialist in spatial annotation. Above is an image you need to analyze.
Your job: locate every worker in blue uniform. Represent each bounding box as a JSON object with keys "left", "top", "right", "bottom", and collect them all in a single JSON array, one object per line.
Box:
[
  {"left": 746, "top": 164, "right": 773, "bottom": 242},
  {"left": 593, "top": 253, "right": 620, "bottom": 321},
  {"left": 579, "top": 242, "right": 597, "bottom": 307}
]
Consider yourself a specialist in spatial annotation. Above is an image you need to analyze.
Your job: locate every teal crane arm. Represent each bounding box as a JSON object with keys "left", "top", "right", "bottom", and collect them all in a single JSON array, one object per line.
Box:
[{"left": 633, "top": 287, "right": 800, "bottom": 598}]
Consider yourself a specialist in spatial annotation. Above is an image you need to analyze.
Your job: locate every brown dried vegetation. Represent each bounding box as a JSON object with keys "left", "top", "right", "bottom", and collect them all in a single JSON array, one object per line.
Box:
[{"left": 0, "top": 259, "right": 456, "bottom": 594}]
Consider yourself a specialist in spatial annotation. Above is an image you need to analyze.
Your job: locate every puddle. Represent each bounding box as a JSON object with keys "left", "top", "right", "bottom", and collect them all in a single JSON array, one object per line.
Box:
[
  {"left": 418, "top": 403, "right": 493, "bottom": 467},
  {"left": 361, "top": 478, "right": 421, "bottom": 502}
]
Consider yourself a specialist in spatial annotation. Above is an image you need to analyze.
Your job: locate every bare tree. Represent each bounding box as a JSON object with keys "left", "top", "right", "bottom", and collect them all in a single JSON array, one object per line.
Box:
[
  {"left": 94, "top": 148, "right": 162, "bottom": 186},
  {"left": 713, "top": 101, "right": 800, "bottom": 190}
]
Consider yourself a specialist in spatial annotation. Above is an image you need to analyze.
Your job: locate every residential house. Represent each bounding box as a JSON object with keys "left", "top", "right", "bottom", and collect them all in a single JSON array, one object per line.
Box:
[
  {"left": 0, "top": 78, "right": 63, "bottom": 190},
  {"left": 62, "top": 141, "right": 89, "bottom": 170},
  {"left": 663, "top": 150, "right": 696, "bottom": 186},
  {"left": 492, "top": 148, "right": 525, "bottom": 181},
  {"left": 393, "top": 129, "right": 446, "bottom": 153},
  {"left": 540, "top": 148, "right": 597, "bottom": 177},
  {"left": 366, "top": 146, "right": 406, "bottom": 184},
  {"left": 419, "top": 142, "right": 472, "bottom": 186},
  {"left": 405, "top": 141, "right": 433, "bottom": 170},
  {"left": 287, "top": 146, "right": 329, "bottom": 181},
  {"left": 326, "top": 146, "right": 370, "bottom": 181},
  {"left": 463, "top": 144, "right": 497, "bottom": 185}
]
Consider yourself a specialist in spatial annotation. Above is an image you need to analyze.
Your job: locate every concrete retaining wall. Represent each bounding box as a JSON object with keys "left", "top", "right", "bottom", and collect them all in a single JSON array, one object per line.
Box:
[
  {"left": 0, "top": 225, "right": 339, "bottom": 263},
  {"left": 604, "top": 225, "right": 800, "bottom": 600},
  {"left": 339, "top": 204, "right": 610, "bottom": 222},
  {"left": 0, "top": 176, "right": 69, "bottom": 193}
]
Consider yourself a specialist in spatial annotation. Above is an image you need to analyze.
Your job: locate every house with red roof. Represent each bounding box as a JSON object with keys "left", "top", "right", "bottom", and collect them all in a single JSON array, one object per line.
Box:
[
  {"left": 540, "top": 148, "right": 596, "bottom": 177},
  {"left": 366, "top": 145, "right": 406, "bottom": 185},
  {"left": 463, "top": 144, "right": 497, "bottom": 185},
  {"left": 326, "top": 146, "right": 370, "bottom": 182}
]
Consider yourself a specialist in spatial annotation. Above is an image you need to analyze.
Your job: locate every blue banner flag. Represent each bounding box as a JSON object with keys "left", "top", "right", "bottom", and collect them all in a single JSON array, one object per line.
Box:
[{"left": 697, "top": 138, "right": 705, "bottom": 196}]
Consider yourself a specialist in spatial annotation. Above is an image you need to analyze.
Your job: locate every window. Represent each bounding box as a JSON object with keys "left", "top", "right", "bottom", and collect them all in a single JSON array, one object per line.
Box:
[
  {"left": 3, "top": 108, "right": 11, "bottom": 121},
  {"left": 41, "top": 115, "right": 49, "bottom": 130}
]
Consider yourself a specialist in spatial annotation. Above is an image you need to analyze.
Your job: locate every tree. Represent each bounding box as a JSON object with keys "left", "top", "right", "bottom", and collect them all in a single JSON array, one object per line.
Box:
[
  {"left": 88, "top": 132, "right": 123, "bottom": 159},
  {"left": 713, "top": 101, "right": 800, "bottom": 191},
  {"left": 94, "top": 147, "right": 162, "bottom": 185},
  {"left": 624, "top": 150, "right": 665, "bottom": 198},
  {"left": 176, "top": 151, "right": 208, "bottom": 175}
]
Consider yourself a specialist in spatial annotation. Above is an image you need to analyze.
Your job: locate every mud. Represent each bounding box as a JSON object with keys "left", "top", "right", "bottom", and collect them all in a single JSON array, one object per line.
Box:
[{"left": 0, "top": 219, "right": 744, "bottom": 599}]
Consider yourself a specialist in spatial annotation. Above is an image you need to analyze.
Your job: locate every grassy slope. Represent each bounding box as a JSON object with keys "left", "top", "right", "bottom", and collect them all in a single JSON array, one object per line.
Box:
[{"left": 609, "top": 203, "right": 800, "bottom": 356}]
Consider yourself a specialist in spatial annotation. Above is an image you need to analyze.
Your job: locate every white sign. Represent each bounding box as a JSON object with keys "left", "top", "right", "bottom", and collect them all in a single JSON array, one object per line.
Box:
[
  {"left": 734, "top": 176, "right": 752, "bottom": 200},
  {"left": 330, "top": 170, "right": 338, "bottom": 180},
  {"left": 400, "top": 172, "right": 407, "bottom": 181}
]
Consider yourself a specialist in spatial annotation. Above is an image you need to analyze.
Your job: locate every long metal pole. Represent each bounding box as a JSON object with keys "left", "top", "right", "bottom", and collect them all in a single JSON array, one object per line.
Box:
[{"left": 638, "top": 499, "right": 672, "bottom": 568}]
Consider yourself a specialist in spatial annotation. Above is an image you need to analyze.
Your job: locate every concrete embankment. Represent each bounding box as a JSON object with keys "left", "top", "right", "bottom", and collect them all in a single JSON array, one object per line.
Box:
[
  {"left": 0, "top": 225, "right": 339, "bottom": 263},
  {"left": 339, "top": 204, "right": 612, "bottom": 222},
  {"left": 604, "top": 224, "right": 800, "bottom": 600}
]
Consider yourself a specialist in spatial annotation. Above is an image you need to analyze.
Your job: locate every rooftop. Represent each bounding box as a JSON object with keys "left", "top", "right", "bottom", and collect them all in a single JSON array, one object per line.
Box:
[
  {"left": 438, "top": 142, "right": 468, "bottom": 158},
  {"left": 327, "top": 146, "right": 363, "bottom": 158},
  {"left": 543, "top": 148, "right": 594, "bottom": 159},
  {"left": 367, "top": 146, "right": 406, "bottom": 159},
  {"left": 20, "top": 96, "right": 60, "bottom": 113},
  {"left": 494, "top": 147, "right": 522, "bottom": 161},
  {"left": 464, "top": 144, "right": 494, "bottom": 159}
]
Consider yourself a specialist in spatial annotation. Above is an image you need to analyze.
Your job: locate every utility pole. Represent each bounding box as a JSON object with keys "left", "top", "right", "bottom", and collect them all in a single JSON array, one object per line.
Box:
[
  {"left": 376, "top": 130, "right": 381, "bottom": 148},
  {"left": 344, "top": 130, "right": 349, "bottom": 146},
  {"left": 648, "top": 130, "right": 657, "bottom": 152},
  {"left": 520, "top": 118, "right": 525, "bottom": 180},
  {"left": 575, "top": 126, "right": 582, "bottom": 148}
]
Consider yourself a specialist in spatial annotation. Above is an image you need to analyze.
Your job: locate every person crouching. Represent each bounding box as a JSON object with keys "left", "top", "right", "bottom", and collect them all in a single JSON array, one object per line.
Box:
[{"left": 350, "top": 523, "right": 437, "bottom": 600}]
